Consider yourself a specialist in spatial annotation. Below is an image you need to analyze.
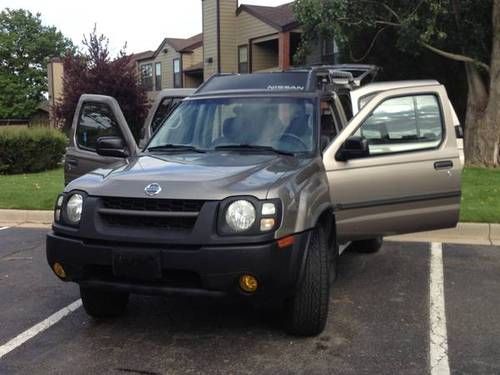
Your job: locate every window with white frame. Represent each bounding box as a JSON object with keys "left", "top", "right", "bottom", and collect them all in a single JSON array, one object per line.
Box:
[
  {"left": 155, "top": 62, "right": 162, "bottom": 90},
  {"left": 140, "top": 63, "right": 153, "bottom": 91},
  {"left": 238, "top": 45, "right": 249, "bottom": 73},
  {"left": 173, "top": 58, "right": 181, "bottom": 88}
]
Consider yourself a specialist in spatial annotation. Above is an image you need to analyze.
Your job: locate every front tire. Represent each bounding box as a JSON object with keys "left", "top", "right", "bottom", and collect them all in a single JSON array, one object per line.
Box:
[
  {"left": 285, "top": 227, "right": 330, "bottom": 336},
  {"left": 80, "top": 286, "right": 129, "bottom": 318}
]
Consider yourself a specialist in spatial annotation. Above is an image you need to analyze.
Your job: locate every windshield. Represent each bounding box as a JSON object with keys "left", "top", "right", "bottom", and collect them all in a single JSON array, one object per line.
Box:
[{"left": 147, "top": 97, "right": 316, "bottom": 154}]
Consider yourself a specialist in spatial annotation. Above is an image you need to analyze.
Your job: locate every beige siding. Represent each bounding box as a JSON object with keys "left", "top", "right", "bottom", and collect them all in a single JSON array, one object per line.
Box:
[
  {"left": 203, "top": 0, "right": 218, "bottom": 80},
  {"left": 183, "top": 74, "right": 202, "bottom": 88},
  {"left": 192, "top": 46, "right": 203, "bottom": 65},
  {"left": 47, "top": 61, "right": 64, "bottom": 127},
  {"left": 236, "top": 11, "right": 277, "bottom": 46},
  {"left": 139, "top": 42, "right": 181, "bottom": 91},
  {"left": 183, "top": 46, "right": 203, "bottom": 68},
  {"left": 182, "top": 47, "right": 203, "bottom": 88},
  {"left": 47, "top": 61, "right": 64, "bottom": 107},
  {"left": 252, "top": 41, "right": 279, "bottom": 71},
  {"left": 181, "top": 54, "right": 191, "bottom": 71},
  {"left": 219, "top": 0, "right": 237, "bottom": 73}
]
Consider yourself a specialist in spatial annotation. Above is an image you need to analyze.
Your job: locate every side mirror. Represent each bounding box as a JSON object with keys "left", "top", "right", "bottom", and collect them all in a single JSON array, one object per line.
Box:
[
  {"left": 336, "top": 136, "right": 369, "bottom": 161},
  {"left": 96, "top": 136, "right": 129, "bottom": 158}
]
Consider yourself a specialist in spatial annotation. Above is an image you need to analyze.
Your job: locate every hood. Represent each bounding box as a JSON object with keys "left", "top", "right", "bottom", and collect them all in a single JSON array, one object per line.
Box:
[{"left": 66, "top": 152, "right": 311, "bottom": 200}]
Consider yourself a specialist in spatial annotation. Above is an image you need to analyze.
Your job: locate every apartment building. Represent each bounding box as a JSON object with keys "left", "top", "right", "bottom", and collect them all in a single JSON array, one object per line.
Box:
[
  {"left": 47, "top": 1, "right": 337, "bottom": 109},
  {"left": 136, "top": 33, "right": 204, "bottom": 95},
  {"left": 137, "top": 0, "right": 337, "bottom": 96}
]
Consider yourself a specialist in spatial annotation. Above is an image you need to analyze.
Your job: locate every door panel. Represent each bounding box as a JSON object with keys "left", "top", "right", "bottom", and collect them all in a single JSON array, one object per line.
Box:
[
  {"left": 323, "top": 85, "right": 461, "bottom": 241},
  {"left": 65, "top": 94, "right": 137, "bottom": 184}
]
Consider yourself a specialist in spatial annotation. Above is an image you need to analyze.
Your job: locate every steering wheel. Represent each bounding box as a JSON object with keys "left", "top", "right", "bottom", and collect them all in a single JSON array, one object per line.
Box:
[{"left": 279, "top": 133, "right": 308, "bottom": 150}]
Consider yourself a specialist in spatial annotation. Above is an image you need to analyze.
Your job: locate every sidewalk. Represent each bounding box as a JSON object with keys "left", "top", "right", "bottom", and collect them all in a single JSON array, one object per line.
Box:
[{"left": 1, "top": 209, "right": 498, "bottom": 246}]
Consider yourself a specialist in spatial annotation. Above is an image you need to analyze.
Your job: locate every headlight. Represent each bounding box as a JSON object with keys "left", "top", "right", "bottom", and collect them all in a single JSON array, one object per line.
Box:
[
  {"left": 66, "top": 193, "right": 83, "bottom": 224},
  {"left": 225, "top": 200, "right": 256, "bottom": 232}
]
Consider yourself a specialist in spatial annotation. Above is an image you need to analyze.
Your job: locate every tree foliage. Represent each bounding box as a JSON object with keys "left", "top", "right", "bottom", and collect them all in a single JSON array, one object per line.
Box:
[
  {"left": 294, "top": 0, "right": 500, "bottom": 167},
  {"left": 294, "top": 0, "right": 492, "bottom": 69},
  {"left": 54, "top": 28, "right": 149, "bottom": 141},
  {"left": 0, "top": 8, "right": 73, "bottom": 119}
]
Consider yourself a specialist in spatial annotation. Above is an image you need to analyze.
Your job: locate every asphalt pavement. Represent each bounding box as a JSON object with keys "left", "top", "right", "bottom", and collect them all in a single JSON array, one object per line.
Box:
[{"left": 0, "top": 227, "right": 499, "bottom": 374}]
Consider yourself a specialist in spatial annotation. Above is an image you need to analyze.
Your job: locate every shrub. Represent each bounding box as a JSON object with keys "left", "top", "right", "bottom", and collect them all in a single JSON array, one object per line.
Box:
[
  {"left": 54, "top": 28, "right": 149, "bottom": 141},
  {"left": 0, "top": 127, "right": 67, "bottom": 174}
]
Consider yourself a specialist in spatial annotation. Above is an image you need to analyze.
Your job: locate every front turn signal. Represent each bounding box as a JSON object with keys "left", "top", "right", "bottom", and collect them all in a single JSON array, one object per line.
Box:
[{"left": 277, "top": 235, "right": 295, "bottom": 249}]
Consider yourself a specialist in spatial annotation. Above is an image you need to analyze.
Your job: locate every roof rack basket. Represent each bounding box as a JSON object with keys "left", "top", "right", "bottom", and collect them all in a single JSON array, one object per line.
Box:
[{"left": 327, "top": 64, "right": 380, "bottom": 90}]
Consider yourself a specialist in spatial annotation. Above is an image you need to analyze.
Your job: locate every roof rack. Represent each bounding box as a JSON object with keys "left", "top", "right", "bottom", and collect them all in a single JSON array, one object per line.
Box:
[
  {"left": 193, "top": 65, "right": 381, "bottom": 96},
  {"left": 315, "top": 64, "right": 380, "bottom": 90}
]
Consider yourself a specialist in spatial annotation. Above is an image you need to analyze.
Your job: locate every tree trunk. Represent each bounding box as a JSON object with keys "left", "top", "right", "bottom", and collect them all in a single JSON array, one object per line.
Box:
[
  {"left": 465, "top": 0, "right": 500, "bottom": 167},
  {"left": 464, "top": 64, "right": 490, "bottom": 166}
]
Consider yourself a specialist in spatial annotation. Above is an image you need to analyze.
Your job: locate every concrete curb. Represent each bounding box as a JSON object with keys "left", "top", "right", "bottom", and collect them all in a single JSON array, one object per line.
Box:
[
  {"left": 0, "top": 209, "right": 53, "bottom": 225},
  {"left": 388, "top": 222, "right": 498, "bottom": 246},
  {"left": 0, "top": 209, "right": 498, "bottom": 246}
]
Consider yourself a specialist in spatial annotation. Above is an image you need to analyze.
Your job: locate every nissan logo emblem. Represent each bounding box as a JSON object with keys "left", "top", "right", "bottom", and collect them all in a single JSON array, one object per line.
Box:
[{"left": 144, "top": 183, "right": 162, "bottom": 196}]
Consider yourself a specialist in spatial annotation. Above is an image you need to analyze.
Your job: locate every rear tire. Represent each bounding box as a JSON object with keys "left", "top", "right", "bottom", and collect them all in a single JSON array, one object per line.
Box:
[
  {"left": 80, "top": 286, "right": 129, "bottom": 318},
  {"left": 350, "top": 237, "right": 383, "bottom": 254},
  {"left": 285, "top": 227, "right": 330, "bottom": 336}
]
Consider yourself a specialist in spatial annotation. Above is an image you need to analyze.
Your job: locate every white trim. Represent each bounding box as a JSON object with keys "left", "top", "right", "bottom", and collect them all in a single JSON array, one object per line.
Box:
[
  {"left": 0, "top": 299, "right": 82, "bottom": 359},
  {"left": 429, "top": 242, "right": 450, "bottom": 375}
]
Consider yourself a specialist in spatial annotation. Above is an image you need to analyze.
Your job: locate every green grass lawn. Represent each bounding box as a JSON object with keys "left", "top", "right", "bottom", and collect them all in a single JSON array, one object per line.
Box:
[
  {"left": 460, "top": 167, "right": 500, "bottom": 223},
  {"left": 0, "top": 168, "right": 64, "bottom": 210},
  {"left": 0, "top": 166, "right": 499, "bottom": 223}
]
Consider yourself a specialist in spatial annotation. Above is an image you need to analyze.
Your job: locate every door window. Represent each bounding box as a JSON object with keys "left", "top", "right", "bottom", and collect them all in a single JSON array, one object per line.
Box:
[
  {"left": 354, "top": 94, "right": 443, "bottom": 156},
  {"left": 337, "top": 93, "right": 353, "bottom": 120},
  {"left": 76, "top": 102, "right": 123, "bottom": 152},
  {"left": 151, "top": 97, "right": 183, "bottom": 133},
  {"left": 320, "top": 99, "right": 341, "bottom": 149}
]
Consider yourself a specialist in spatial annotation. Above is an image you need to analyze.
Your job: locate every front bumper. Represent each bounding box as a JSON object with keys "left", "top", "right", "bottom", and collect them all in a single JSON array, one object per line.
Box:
[{"left": 46, "top": 231, "right": 311, "bottom": 299}]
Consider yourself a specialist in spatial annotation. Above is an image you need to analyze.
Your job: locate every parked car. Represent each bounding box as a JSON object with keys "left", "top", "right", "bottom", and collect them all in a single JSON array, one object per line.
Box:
[
  {"left": 64, "top": 88, "right": 195, "bottom": 185},
  {"left": 47, "top": 67, "right": 462, "bottom": 336}
]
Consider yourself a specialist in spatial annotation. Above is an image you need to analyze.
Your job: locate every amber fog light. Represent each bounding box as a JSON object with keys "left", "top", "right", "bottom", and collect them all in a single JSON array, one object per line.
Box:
[
  {"left": 239, "top": 274, "right": 258, "bottom": 293},
  {"left": 53, "top": 262, "right": 66, "bottom": 279}
]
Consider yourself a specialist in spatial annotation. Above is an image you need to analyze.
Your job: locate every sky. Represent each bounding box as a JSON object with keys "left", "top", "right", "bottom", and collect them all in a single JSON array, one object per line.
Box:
[{"left": 0, "top": 0, "right": 290, "bottom": 55}]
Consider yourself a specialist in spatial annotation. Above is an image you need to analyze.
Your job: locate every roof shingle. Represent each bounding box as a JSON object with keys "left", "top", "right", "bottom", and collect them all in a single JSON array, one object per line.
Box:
[{"left": 237, "top": 2, "right": 298, "bottom": 31}]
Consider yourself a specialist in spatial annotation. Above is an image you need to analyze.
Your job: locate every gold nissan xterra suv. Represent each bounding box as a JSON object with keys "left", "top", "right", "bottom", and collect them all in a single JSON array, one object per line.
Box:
[{"left": 47, "top": 66, "right": 462, "bottom": 336}]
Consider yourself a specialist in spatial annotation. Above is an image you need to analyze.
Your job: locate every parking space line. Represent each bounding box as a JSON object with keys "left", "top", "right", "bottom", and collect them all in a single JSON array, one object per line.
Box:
[
  {"left": 0, "top": 227, "right": 9, "bottom": 231},
  {"left": 429, "top": 242, "right": 450, "bottom": 375},
  {"left": 0, "top": 299, "right": 82, "bottom": 360}
]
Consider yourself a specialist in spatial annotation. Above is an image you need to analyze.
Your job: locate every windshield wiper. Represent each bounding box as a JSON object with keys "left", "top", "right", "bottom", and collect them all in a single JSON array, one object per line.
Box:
[
  {"left": 214, "top": 144, "right": 294, "bottom": 156},
  {"left": 147, "top": 144, "right": 206, "bottom": 153}
]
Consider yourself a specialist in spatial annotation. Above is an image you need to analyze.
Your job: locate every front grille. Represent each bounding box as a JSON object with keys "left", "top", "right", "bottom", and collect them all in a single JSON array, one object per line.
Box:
[
  {"left": 102, "top": 197, "right": 205, "bottom": 213},
  {"left": 98, "top": 197, "right": 205, "bottom": 232},
  {"left": 103, "top": 214, "right": 196, "bottom": 231}
]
